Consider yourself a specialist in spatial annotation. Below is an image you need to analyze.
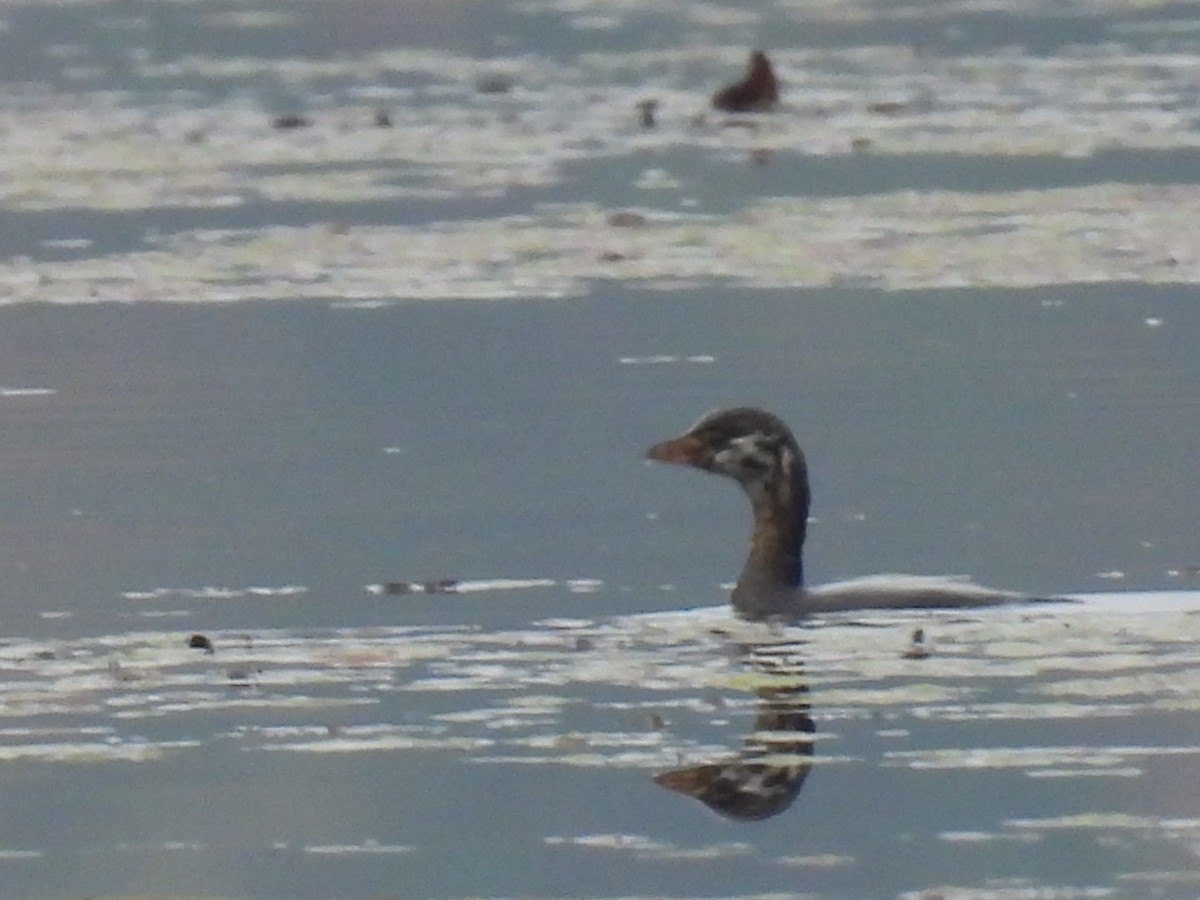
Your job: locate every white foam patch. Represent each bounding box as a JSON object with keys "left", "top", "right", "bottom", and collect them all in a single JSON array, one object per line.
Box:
[
  {"left": 0, "top": 849, "right": 43, "bottom": 860},
  {"left": 261, "top": 734, "right": 493, "bottom": 754},
  {"left": 121, "top": 585, "right": 307, "bottom": 601},
  {"left": 452, "top": 578, "right": 557, "bottom": 593},
  {"left": 9, "top": 34, "right": 1200, "bottom": 304},
  {"left": 0, "top": 588, "right": 1195, "bottom": 795},
  {"left": 544, "top": 833, "right": 754, "bottom": 861},
  {"left": 618, "top": 354, "right": 715, "bottom": 365},
  {"left": 365, "top": 577, "right": 556, "bottom": 595},
  {"left": 329, "top": 300, "right": 394, "bottom": 310},
  {"left": 0, "top": 740, "right": 201, "bottom": 763},
  {"left": 39, "top": 238, "right": 92, "bottom": 250},
  {"left": 1059, "top": 590, "right": 1200, "bottom": 614},
  {"left": 303, "top": 841, "right": 415, "bottom": 855}
]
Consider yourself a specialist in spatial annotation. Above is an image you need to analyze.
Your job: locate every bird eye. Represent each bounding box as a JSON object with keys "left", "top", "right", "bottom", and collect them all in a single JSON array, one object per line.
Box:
[
  {"left": 739, "top": 455, "right": 769, "bottom": 473},
  {"left": 722, "top": 434, "right": 774, "bottom": 474}
]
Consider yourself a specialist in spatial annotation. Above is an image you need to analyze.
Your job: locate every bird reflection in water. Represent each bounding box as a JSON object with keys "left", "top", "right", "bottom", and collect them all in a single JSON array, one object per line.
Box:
[{"left": 654, "top": 638, "right": 813, "bottom": 821}]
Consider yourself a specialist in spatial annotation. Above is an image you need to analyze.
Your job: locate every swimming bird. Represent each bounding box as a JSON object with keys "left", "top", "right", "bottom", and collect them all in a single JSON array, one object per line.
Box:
[
  {"left": 711, "top": 50, "right": 779, "bottom": 113},
  {"left": 647, "top": 407, "right": 1054, "bottom": 619}
]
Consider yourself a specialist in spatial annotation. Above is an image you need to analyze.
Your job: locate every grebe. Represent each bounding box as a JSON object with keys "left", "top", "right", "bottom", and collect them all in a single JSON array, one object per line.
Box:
[{"left": 648, "top": 407, "right": 1053, "bottom": 619}]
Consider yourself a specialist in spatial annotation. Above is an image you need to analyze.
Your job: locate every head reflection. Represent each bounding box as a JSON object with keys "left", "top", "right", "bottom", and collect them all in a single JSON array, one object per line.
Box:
[{"left": 654, "top": 638, "right": 813, "bottom": 821}]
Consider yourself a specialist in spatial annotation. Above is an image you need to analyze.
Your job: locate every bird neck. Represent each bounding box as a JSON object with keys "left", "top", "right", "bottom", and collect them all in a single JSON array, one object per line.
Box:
[{"left": 732, "top": 463, "right": 810, "bottom": 617}]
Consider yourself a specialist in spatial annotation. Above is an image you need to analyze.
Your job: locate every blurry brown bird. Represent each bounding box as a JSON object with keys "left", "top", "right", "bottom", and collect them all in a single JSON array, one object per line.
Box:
[{"left": 711, "top": 50, "right": 779, "bottom": 112}]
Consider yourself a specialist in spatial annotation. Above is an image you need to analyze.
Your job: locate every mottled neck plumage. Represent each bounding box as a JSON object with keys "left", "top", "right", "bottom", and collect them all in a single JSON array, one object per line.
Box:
[{"left": 732, "top": 451, "right": 810, "bottom": 616}]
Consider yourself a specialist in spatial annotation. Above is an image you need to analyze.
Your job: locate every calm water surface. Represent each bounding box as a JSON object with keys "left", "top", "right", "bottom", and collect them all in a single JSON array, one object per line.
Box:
[{"left": 0, "top": 1, "right": 1199, "bottom": 898}]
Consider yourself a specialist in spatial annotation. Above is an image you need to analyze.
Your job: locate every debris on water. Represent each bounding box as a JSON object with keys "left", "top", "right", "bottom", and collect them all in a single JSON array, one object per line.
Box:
[
  {"left": 475, "top": 73, "right": 514, "bottom": 94},
  {"left": 867, "top": 100, "right": 909, "bottom": 116},
  {"left": 370, "top": 577, "right": 556, "bottom": 596},
  {"left": 636, "top": 98, "right": 658, "bottom": 128},
  {"left": 373, "top": 108, "right": 392, "bottom": 128},
  {"left": 272, "top": 114, "right": 312, "bottom": 130},
  {"left": 187, "top": 634, "right": 215, "bottom": 654},
  {"left": 638, "top": 712, "right": 667, "bottom": 730},
  {"left": 902, "top": 627, "right": 931, "bottom": 660},
  {"left": 607, "top": 211, "right": 646, "bottom": 228},
  {"left": 227, "top": 666, "right": 261, "bottom": 687},
  {"left": 711, "top": 50, "right": 778, "bottom": 113},
  {"left": 1167, "top": 565, "right": 1200, "bottom": 578},
  {"left": 380, "top": 579, "right": 461, "bottom": 595}
]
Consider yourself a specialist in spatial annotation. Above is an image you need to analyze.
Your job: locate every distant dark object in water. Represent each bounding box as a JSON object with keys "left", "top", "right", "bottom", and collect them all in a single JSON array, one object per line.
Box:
[
  {"left": 188, "top": 633, "right": 215, "bottom": 654},
  {"left": 598, "top": 250, "right": 629, "bottom": 263},
  {"left": 607, "top": 211, "right": 647, "bottom": 228},
  {"left": 711, "top": 50, "right": 779, "bottom": 113},
  {"left": 273, "top": 114, "right": 312, "bottom": 130},
  {"left": 227, "top": 666, "right": 261, "bottom": 686},
  {"left": 374, "top": 108, "right": 393, "bottom": 128},
  {"left": 867, "top": 100, "right": 908, "bottom": 116},
  {"left": 476, "top": 73, "right": 515, "bottom": 94},
  {"left": 636, "top": 98, "right": 659, "bottom": 128},
  {"left": 901, "top": 627, "right": 931, "bottom": 659},
  {"left": 383, "top": 579, "right": 460, "bottom": 595},
  {"left": 640, "top": 712, "right": 667, "bottom": 730},
  {"left": 850, "top": 137, "right": 873, "bottom": 153}
]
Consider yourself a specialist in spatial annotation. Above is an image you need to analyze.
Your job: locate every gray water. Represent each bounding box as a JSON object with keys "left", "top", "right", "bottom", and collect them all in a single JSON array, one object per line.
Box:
[{"left": 1, "top": 1, "right": 1199, "bottom": 898}]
